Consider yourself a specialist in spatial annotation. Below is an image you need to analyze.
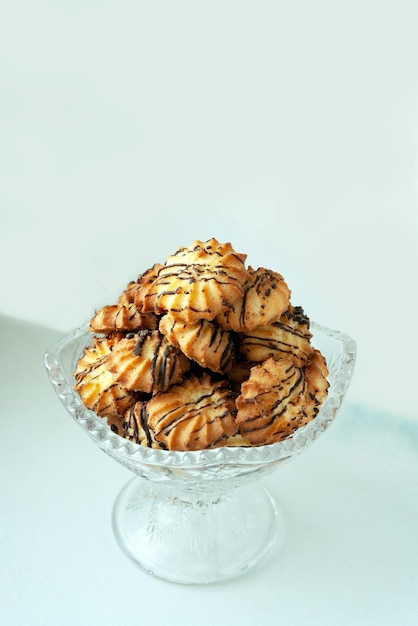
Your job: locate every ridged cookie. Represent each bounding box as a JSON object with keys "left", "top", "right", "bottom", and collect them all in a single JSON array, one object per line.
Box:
[
  {"left": 159, "top": 313, "right": 234, "bottom": 373},
  {"left": 299, "top": 349, "right": 329, "bottom": 427},
  {"left": 73, "top": 335, "right": 137, "bottom": 418},
  {"left": 89, "top": 303, "right": 159, "bottom": 334},
  {"left": 216, "top": 267, "right": 291, "bottom": 331},
  {"left": 140, "top": 239, "right": 250, "bottom": 323},
  {"left": 121, "top": 401, "right": 162, "bottom": 448},
  {"left": 107, "top": 330, "right": 190, "bottom": 394},
  {"left": 147, "top": 373, "right": 238, "bottom": 450},
  {"left": 117, "top": 280, "right": 140, "bottom": 305},
  {"left": 235, "top": 357, "right": 306, "bottom": 445},
  {"left": 238, "top": 305, "right": 313, "bottom": 367},
  {"left": 132, "top": 263, "right": 164, "bottom": 313}
]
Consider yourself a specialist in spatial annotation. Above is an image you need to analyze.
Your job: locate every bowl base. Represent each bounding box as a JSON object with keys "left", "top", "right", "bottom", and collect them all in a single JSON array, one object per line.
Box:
[{"left": 112, "top": 476, "right": 285, "bottom": 584}]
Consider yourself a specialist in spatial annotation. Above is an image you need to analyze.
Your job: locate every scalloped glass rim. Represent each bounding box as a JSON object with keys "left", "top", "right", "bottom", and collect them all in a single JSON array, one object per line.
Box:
[{"left": 44, "top": 322, "right": 356, "bottom": 474}]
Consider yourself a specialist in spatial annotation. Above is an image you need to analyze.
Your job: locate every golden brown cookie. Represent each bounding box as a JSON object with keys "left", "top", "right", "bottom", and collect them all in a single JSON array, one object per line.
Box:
[
  {"left": 299, "top": 349, "right": 329, "bottom": 427},
  {"left": 117, "top": 280, "right": 140, "bottom": 305},
  {"left": 133, "top": 263, "right": 164, "bottom": 313},
  {"left": 235, "top": 357, "right": 306, "bottom": 445},
  {"left": 107, "top": 330, "right": 191, "bottom": 395},
  {"left": 120, "top": 401, "right": 162, "bottom": 448},
  {"left": 89, "top": 303, "right": 159, "bottom": 334},
  {"left": 140, "top": 239, "right": 250, "bottom": 323},
  {"left": 216, "top": 267, "right": 291, "bottom": 331},
  {"left": 146, "top": 373, "right": 238, "bottom": 451},
  {"left": 238, "top": 305, "right": 313, "bottom": 367},
  {"left": 73, "top": 335, "right": 137, "bottom": 418},
  {"left": 159, "top": 313, "right": 234, "bottom": 373}
]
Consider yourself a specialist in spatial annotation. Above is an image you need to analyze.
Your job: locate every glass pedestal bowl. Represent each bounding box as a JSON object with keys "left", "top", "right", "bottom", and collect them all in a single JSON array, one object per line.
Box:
[{"left": 44, "top": 322, "right": 356, "bottom": 584}]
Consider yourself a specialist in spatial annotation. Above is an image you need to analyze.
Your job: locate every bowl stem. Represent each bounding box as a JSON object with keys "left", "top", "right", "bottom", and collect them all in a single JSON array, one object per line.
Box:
[{"left": 112, "top": 475, "right": 285, "bottom": 584}]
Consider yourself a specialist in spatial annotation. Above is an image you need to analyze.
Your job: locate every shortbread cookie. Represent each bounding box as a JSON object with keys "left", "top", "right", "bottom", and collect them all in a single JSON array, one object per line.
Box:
[
  {"left": 117, "top": 280, "right": 140, "bottom": 305},
  {"left": 89, "top": 303, "right": 159, "bottom": 334},
  {"left": 238, "top": 305, "right": 313, "bottom": 367},
  {"left": 121, "top": 401, "right": 162, "bottom": 448},
  {"left": 235, "top": 357, "right": 306, "bottom": 445},
  {"left": 216, "top": 267, "right": 291, "bottom": 331},
  {"left": 147, "top": 374, "right": 238, "bottom": 450},
  {"left": 159, "top": 313, "right": 234, "bottom": 373},
  {"left": 141, "top": 239, "right": 250, "bottom": 323},
  {"left": 132, "top": 263, "right": 164, "bottom": 312},
  {"left": 107, "top": 330, "right": 190, "bottom": 395},
  {"left": 118, "top": 265, "right": 164, "bottom": 308},
  {"left": 74, "top": 335, "right": 137, "bottom": 418},
  {"left": 299, "top": 349, "right": 329, "bottom": 427}
]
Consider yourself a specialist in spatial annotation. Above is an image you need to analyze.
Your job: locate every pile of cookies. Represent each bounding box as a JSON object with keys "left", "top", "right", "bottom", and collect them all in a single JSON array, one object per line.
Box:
[{"left": 73, "top": 238, "right": 329, "bottom": 451}]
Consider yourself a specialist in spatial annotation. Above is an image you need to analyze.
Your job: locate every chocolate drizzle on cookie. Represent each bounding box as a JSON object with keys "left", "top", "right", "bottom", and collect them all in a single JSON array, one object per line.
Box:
[
  {"left": 74, "top": 238, "right": 329, "bottom": 450},
  {"left": 147, "top": 374, "right": 238, "bottom": 451},
  {"left": 122, "top": 401, "right": 155, "bottom": 448}
]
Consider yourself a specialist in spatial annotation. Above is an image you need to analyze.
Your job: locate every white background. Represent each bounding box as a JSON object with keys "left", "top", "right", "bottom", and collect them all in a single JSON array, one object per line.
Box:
[{"left": 1, "top": 0, "right": 417, "bottom": 420}]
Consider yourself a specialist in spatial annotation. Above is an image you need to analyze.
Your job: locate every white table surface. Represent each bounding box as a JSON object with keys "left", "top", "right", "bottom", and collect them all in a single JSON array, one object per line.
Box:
[{"left": 1, "top": 314, "right": 418, "bottom": 626}]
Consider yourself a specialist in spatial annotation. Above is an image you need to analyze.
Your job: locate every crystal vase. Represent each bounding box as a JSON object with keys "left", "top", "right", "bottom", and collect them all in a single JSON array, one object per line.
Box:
[{"left": 44, "top": 322, "right": 356, "bottom": 584}]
